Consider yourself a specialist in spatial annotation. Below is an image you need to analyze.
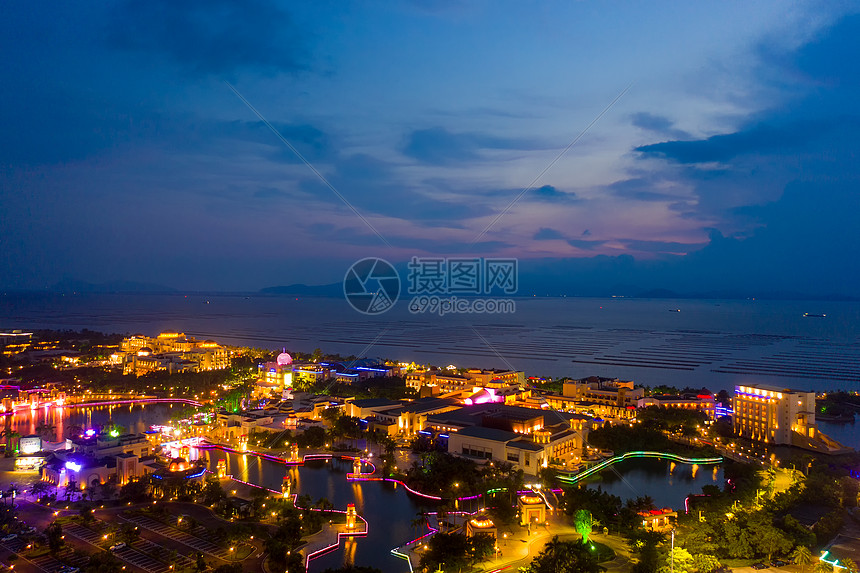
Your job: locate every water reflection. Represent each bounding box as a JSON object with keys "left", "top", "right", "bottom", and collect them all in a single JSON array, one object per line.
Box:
[
  {"left": 197, "top": 450, "right": 431, "bottom": 573},
  {"left": 3, "top": 403, "right": 178, "bottom": 440},
  {"left": 587, "top": 458, "right": 724, "bottom": 509}
]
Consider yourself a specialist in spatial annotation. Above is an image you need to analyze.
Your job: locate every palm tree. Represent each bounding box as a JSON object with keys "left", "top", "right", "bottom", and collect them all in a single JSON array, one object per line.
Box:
[
  {"left": 31, "top": 481, "right": 51, "bottom": 500},
  {"left": 0, "top": 429, "right": 20, "bottom": 453},
  {"left": 814, "top": 562, "right": 834, "bottom": 573},
  {"left": 437, "top": 507, "right": 448, "bottom": 533},
  {"left": 410, "top": 513, "right": 427, "bottom": 535},
  {"left": 792, "top": 546, "right": 814, "bottom": 572},
  {"left": 841, "top": 559, "right": 858, "bottom": 573},
  {"left": 35, "top": 422, "right": 56, "bottom": 441}
]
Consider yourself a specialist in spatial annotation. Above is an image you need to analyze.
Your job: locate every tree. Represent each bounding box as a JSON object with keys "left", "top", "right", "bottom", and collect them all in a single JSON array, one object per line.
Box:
[
  {"left": 628, "top": 530, "right": 664, "bottom": 573},
  {"left": 574, "top": 509, "right": 594, "bottom": 544},
  {"left": 202, "top": 478, "right": 226, "bottom": 506},
  {"left": 119, "top": 477, "right": 150, "bottom": 503},
  {"left": 468, "top": 533, "right": 496, "bottom": 562},
  {"left": 79, "top": 506, "right": 94, "bottom": 525},
  {"left": 526, "top": 535, "right": 603, "bottom": 573},
  {"left": 410, "top": 513, "right": 427, "bottom": 535},
  {"left": 813, "top": 562, "right": 834, "bottom": 573},
  {"left": 750, "top": 517, "right": 793, "bottom": 561},
  {"left": 300, "top": 426, "right": 327, "bottom": 448},
  {"left": 65, "top": 479, "right": 77, "bottom": 501},
  {"left": 693, "top": 553, "right": 721, "bottom": 573},
  {"left": 100, "top": 480, "right": 117, "bottom": 500},
  {"left": 45, "top": 522, "right": 64, "bottom": 554},
  {"left": 120, "top": 523, "right": 140, "bottom": 545},
  {"left": 85, "top": 551, "right": 123, "bottom": 573},
  {"left": 659, "top": 547, "right": 695, "bottom": 573},
  {"left": 196, "top": 553, "right": 207, "bottom": 572},
  {"left": 35, "top": 421, "right": 57, "bottom": 441},
  {"left": 792, "top": 546, "right": 814, "bottom": 572},
  {"left": 842, "top": 559, "right": 858, "bottom": 573},
  {"left": 31, "top": 481, "right": 51, "bottom": 500}
]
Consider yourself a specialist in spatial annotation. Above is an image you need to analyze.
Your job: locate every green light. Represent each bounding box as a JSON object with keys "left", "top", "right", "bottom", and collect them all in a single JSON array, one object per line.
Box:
[
  {"left": 557, "top": 451, "right": 723, "bottom": 484},
  {"left": 109, "top": 429, "right": 120, "bottom": 437}
]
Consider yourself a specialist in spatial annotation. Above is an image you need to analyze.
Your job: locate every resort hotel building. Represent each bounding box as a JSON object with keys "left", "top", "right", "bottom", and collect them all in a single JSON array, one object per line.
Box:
[{"left": 732, "top": 383, "right": 849, "bottom": 454}]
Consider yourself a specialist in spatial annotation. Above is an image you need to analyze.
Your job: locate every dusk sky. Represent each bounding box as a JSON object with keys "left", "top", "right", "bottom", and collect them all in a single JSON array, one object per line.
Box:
[{"left": 2, "top": 1, "right": 859, "bottom": 296}]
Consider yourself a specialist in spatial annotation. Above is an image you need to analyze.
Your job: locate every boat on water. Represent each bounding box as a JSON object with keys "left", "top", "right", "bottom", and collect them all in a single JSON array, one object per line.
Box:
[
  {"left": 669, "top": 308, "right": 681, "bottom": 312},
  {"left": 803, "top": 313, "right": 827, "bottom": 318}
]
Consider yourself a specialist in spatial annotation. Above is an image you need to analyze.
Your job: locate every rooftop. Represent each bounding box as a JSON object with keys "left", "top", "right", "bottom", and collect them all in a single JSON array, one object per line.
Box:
[{"left": 452, "top": 425, "right": 518, "bottom": 442}]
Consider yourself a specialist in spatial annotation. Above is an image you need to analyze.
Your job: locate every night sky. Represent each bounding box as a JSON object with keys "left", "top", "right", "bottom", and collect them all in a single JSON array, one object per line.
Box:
[{"left": 2, "top": 2, "right": 858, "bottom": 296}]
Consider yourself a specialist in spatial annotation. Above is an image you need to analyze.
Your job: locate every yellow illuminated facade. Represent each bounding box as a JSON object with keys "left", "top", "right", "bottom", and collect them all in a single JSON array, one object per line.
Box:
[
  {"left": 732, "top": 384, "right": 816, "bottom": 444},
  {"left": 117, "top": 332, "right": 230, "bottom": 375}
]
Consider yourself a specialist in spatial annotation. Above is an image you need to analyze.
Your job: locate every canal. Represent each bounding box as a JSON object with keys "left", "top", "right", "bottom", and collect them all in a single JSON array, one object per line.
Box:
[
  {"left": 11, "top": 404, "right": 728, "bottom": 572},
  {"left": 3, "top": 402, "right": 184, "bottom": 441},
  {"left": 196, "top": 448, "right": 726, "bottom": 572}
]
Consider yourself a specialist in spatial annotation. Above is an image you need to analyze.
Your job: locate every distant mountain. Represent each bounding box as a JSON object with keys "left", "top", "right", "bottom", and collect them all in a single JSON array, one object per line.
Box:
[
  {"left": 259, "top": 283, "right": 342, "bottom": 296},
  {"left": 49, "top": 279, "right": 177, "bottom": 293}
]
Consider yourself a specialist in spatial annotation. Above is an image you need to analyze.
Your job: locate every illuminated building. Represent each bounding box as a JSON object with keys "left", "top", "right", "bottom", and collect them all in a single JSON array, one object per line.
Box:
[
  {"left": 564, "top": 377, "right": 643, "bottom": 408},
  {"left": 343, "top": 398, "right": 402, "bottom": 419},
  {"left": 425, "top": 404, "right": 591, "bottom": 474},
  {"left": 117, "top": 332, "right": 230, "bottom": 376},
  {"left": 42, "top": 456, "right": 114, "bottom": 488},
  {"left": 518, "top": 493, "right": 546, "bottom": 526},
  {"left": 255, "top": 352, "right": 293, "bottom": 399},
  {"left": 466, "top": 514, "right": 497, "bottom": 539},
  {"left": 639, "top": 508, "right": 677, "bottom": 532},
  {"left": 291, "top": 359, "right": 399, "bottom": 386},
  {"left": 637, "top": 392, "right": 716, "bottom": 419},
  {"left": 377, "top": 397, "right": 460, "bottom": 435},
  {"left": 0, "top": 330, "right": 33, "bottom": 356},
  {"left": 19, "top": 435, "right": 41, "bottom": 455},
  {"left": 406, "top": 368, "right": 525, "bottom": 392},
  {"left": 733, "top": 384, "right": 849, "bottom": 453},
  {"left": 345, "top": 503, "right": 358, "bottom": 530}
]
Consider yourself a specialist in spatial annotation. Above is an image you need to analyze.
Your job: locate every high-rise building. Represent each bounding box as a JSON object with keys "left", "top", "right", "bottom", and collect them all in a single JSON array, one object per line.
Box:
[{"left": 732, "top": 383, "right": 815, "bottom": 444}]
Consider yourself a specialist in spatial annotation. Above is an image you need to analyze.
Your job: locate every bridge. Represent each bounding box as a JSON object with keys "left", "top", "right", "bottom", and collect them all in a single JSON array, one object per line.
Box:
[{"left": 556, "top": 450, "right": 723, "bottom": 485}]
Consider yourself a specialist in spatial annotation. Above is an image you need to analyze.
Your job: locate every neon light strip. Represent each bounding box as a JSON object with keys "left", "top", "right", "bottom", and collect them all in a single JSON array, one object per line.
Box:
[
  {"left": 198, "top": 442, "right": 556, "bottom": 503},
  {"left": 217, "top": 471, "right": 370, "bottom": 569},
  {"left": 556, "top": 451, "right": 722, "bottom": 484},
  {"left": 2, "top": 397, "right": 203, "bottom": 416}
]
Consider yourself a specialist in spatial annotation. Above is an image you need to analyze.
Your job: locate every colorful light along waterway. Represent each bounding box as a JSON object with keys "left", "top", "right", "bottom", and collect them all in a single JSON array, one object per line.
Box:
[
  {"left": 194, "top": 443, "right": 724, "bottom": 572},
  {"left": 557, "top": 451, "right": 724, "bottom": 484}
]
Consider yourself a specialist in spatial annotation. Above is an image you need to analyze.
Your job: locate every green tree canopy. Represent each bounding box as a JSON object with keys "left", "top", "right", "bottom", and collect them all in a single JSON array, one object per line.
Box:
[{"left": 526, "top": 536, "right": 604, "bottom": 573}]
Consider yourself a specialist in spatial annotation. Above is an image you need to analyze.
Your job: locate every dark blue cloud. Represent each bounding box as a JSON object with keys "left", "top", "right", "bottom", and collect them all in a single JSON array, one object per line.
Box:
[
  {"left": 630, "top": 112, "right": 690, "bottom": 139},
  {"left": 607, "top": 177, "right": 685, "bottom": 202},
  {"left": 619, "top": 239, "right": 706, "bottom": 255},
  {"left": 634, "top": 120, "right": 839, "bottom": 164},
  {"left": 567, "top": 238, "right": 607, "bottom": 250},
  {"left": 530, "top": 185, "right": 579, "bottom": 203},
  {"left": 621, "top": 14, "right": 860, "bottom": 295},
  {"left": 402, "top": 127, "right": 541, "bottom": 164},
  {"left": 533, "top": 227, "right": 565, "bottom": 241},
  {"left": 106, "top": 0, "right": 308, "bottom": 76},
  {"left": 299, "top": 153, "right": 494, "bottom": 224}
]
